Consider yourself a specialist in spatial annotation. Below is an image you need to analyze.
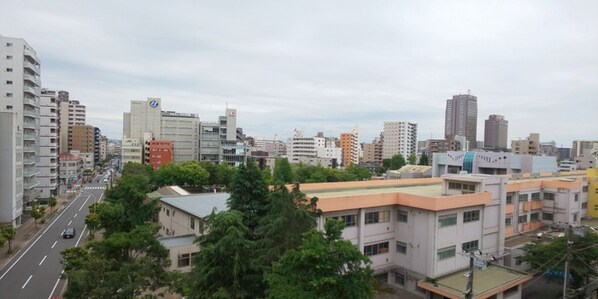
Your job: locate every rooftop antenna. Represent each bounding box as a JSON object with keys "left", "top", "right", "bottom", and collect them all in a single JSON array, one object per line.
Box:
[{"left": 467, "top": 89, "right": 471, "bottom": 95}]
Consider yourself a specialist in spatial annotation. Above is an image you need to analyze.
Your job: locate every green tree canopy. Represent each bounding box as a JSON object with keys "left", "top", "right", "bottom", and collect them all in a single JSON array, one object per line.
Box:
[
  {"left": 1, "top": 225, "right": 16, "bottom": 253},
  {"left": 188, "top": 211, "right": 256, "bottom": 299},
  {"left": 522, "top": 230, "right": 598, "bottom": 288},
  {"left": 346, "top": 164, "right": 372, "bottom": 181},
  {"left": 154, "top": 163, "right": 184, "bottom": 187},
  {"left": 227, "top": 159, "right": 269, "bottom": 233},
  {"left": 407, "top": 154, "right": 417, "bottom": 165},
  {"left": 418, "top": 152, "right": 429, "bottom": 166},
  {"left": 61, "top": 225, "right": 171, "bottom": 299},
  {"left": 181, "top": 161, "right": 210, "bottom": 189},
  {"left": 389, "top": 154, "right": 406, "bottom": 170},
  {"left": 272, "top": 158, "right": 293, "bottom": 183},
  {"left": 48, "top": 196, "right": 57, "bottom": 212},
  {"left": 198, "top": 161, "right": 218, "bottom": 185},
  {"left": 266, "top": 220, "right": 375, "bottom": 299},
  {"left": 215, "top": 162, "right": 237, "bottom": 187}
]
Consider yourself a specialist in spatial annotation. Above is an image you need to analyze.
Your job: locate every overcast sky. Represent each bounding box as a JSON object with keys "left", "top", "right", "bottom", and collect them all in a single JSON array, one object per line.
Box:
[{"left": 2, "top": 1, "right": 597, "bottom": 147}]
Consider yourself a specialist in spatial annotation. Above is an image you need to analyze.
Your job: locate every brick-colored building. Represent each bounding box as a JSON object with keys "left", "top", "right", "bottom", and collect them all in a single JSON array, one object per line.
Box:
[{"left": 145, "top": 140, "right": 173, "bottom": 169}]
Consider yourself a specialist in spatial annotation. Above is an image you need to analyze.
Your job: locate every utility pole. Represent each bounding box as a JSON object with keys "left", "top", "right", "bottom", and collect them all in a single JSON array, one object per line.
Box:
[
  {"left": 465, "top": 253, "right": 474, "bottom": 299},
  {"left": 563, "top": 224, "right": 573, "bottom": 299}
]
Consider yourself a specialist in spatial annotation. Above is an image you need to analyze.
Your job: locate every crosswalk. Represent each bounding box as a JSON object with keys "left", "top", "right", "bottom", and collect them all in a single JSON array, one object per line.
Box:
[{"left": 84, "top": 186, "right": 106, "bottom": 190}]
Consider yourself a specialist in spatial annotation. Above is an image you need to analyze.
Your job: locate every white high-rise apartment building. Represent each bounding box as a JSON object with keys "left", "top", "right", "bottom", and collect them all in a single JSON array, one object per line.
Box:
[
  {"left": 0, "top": 35, "right": 41, "bottom": 214},
  {"left": 382, "top": 121, "right": 417, "bottom": 160},
  {"left": 38, "top": 89, "right": 59, "bottom": 199},
  {"left": 0, "top": 112, "right": 23, "bottom": 225}
]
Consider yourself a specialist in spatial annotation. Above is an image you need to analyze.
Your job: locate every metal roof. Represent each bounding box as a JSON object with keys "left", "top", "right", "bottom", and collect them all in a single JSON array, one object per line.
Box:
[{"left": 159, "top": 192, "right": 230, "bottom": 219}]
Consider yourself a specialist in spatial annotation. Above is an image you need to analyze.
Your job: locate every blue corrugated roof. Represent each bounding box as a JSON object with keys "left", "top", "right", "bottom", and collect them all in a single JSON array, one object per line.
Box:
[{"left": 160, "top": 192, "right": 230, "bottom": 218}]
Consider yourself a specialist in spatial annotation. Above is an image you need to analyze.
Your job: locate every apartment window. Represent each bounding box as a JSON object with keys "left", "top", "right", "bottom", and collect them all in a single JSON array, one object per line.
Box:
[
  {"left": 394, "top": 273, "right": 405, "bottom": 286},
  {"left": 448, "top": 182, "right": 475, "bottom": 194},
  {"left": 190, "top": 217, "right": 195, "bottom": 230},
  {"left": 518, "top": 215, "right": 527, "bottom": 223},
  {"left": 437, "top": 246, "right": 456, "bottom": 260},
  {"left": 166, "top": 209, "right": 170, "bottom": 216},
  {"left": 5, "top": 93, "right": 12, "bottom": 97},
  {"left": 6, "top": 68, "right": 12, "bottom": 72},
  {"left": 365, "top": 210, "right": 390, "bottom": 224},
  {"left": 505, "top": 217, "right": 512, "bottom": 226},
  {"left": 397, "top": 210, "right": 408, "bottom": 223},
  {"left": 574, "top": 193, "right": 579, "bottom": 202},
  {"left": 463, "top": 210, "right": 480, "bottom": 223},
  {"left": 364, "top": 242, "right": 389, "bottom": 256},
  {"left": 530, "top": 212, "right": 540, "bottom": 221},
  {"left": 177, "top": 253, "right": 190, "bottom": 268},
  {"left": 543, "top": 192, "right": 555, "bottom": 200},
  {"left": 462, "top": 240, "right": 479, "bottom": 253},
  {"left": 6, "top": 55, "right": 12, "bottom": 59},
  {"left": 6, "top": 80, "right": 12, "bottom": 84},
  {"left": 519, "top": 194, "right": 528, "bottom": 201},
  {"left": 582, "top": 202, "right": 588, "bottom": 209},
  {"left": 6, "top": 105, "right": 12, "bottom": 109},
  {"left": 583, "top": 186, "right": 588, "bottom": 193},
  {"left": 506, "top": 193, "right": 514, "bottom": 204},
  {"left": 439, "top": 214, "right": 457, "bottom": 227},
  {"left": 573, "top": 213, "right": 578, "bottom": 222},
  {"left": 396, "top": 241, "right": 407, "bottom": 254},
  {"left": 531, "top": 193, "right": 541, "bottom": 200},
  {"left": 328, "top": 214, "right": 357, "bottom": 227},
  {"left": 5, "top": 42, "right": 12, "bottom": 47}
]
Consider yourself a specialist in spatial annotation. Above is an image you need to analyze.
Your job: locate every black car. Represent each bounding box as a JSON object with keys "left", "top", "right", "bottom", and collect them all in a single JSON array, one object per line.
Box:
[{"left": 63, "top": 227, "right": 76, "bottom": 239}]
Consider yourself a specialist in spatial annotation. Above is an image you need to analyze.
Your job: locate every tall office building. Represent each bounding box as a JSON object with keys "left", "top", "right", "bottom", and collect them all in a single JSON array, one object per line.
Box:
[
  {"left": 123, "top": 98, "right": 200, "bottom": 163},
  {"left": 199, "top": 108, "right": 246, "bottom": 166},
  {"left": 0, "top": 35, "right": 41, "bottom": 212},
  {"left": 444, "top": 93, "right": 478, "bottom": 149},
  {"left": 572, "top": 140, "right": 598, "bottom": 158},
  {"left": 58, "top": 97, "right": 86, "bottom": 154},
  {"left": 382, "top": 121, "right": 417, "bottom": 160},
  {"left": 339, "top": 126, "right": 359, "bottom": 167},
  {"left": 38, "top": 89, "right": 59, "bottom": 199},
  {"left": 484, "top": 114, "right": 508, "bottom": 149}
]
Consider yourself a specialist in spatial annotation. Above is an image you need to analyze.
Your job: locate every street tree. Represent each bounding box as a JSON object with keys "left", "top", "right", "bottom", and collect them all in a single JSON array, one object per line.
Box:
[
  {"left": 522, "top": 231, "right": 598, "bottom": 289},
  {"left": 346, "top": 164, "right": 372, "bottom": 181},
  {"left": 48, "top": 196, "right": 58, "bottom": 212},
  {"left": 1, "top": 225, "right": 16, "bottom": 253},
  {"left": 154, "top": 163, "right": 184, "bottom": 187},
  {"left": 31, "top": 203, "right": 45, "bottom": 227},
  {"left": 85, "top": 212, "right": 101, "bottom": 239},
  {"left": 62, "top": 225, "right": 171, "bottom": 299},
  {"left": 418, "top": 153, "right": 429, "bottom": 166},
  {"left": 104, "top": 174, "right": 159, "bottom": 233},
  {"left": 198, "top": 161, "right": 217, "bottom": 185},
  {"left": 266, "top": 220, "right": 375, "bottom": 299},
  {"left": 187, "top": 211, "right": 256, "bottom": 299},
  {"left": 214, "top": 162, "right": 237, "bottom": 187}
]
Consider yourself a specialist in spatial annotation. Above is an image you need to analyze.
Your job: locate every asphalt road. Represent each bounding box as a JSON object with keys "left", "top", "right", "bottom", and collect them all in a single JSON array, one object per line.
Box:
[{"left": 0, "top": 173, "right": 109, "bottom": 299}]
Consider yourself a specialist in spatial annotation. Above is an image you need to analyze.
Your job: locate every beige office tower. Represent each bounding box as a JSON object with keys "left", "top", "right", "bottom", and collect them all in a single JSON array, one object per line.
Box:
[
  {"left": 382, "top": 121, "right": 417, "bottom": 160},
  {"left": 58, "top": 97, "right": 86, "bottom": 154},
  {"left": 484, "top": 114, "right": 508, "bottom": 149},
  {"left": 445, "top": 93, "right": 478, "bottom": 149},
  {"left": 511, "top": 133, "right": 540, "bottom": 155},
  {"left": 0, "top": 35, "right": 41, "bottom": 212}
]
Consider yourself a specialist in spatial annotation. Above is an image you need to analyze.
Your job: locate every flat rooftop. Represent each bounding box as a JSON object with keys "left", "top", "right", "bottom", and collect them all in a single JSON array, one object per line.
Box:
[
  {"left": 306, "top": 183, "right": 442, "bottom": 199},
  {"left": 418, "top": 264, "right": 532, "bottom": 299},
  {"left": 160, "top": 192, "right": 229, "bottom": 218}
]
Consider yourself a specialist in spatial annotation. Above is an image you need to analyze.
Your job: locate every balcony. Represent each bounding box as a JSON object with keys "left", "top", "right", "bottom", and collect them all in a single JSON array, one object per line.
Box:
[
  {"left": 23, "top": 97, "right": 37, "bottom": 107},
  {"left": 23, "top": 110, "right": 36, "bottom": 118},
  {"left": 24, "top": 85, "right": 37, "bottom": 96},
  {"left": 23, "top": 157, "right": 36, "bottom": 165},
  {"left": 24, "top": 73, "right": 38, "bottom": 84},
  {"left": 23, "top": 146, "right": 36, "bottom": 153},
  {"left": 23, "top": 121, "right": 36, "bottom": 130},
  {"left": 23, "top": 47, "right": 37, "bottom": 60},
  {"left": 23, "top": 60, "right": 40, "bottom": 75},
  {"left": 23, "top": 168, "right": 39, "bottom": 177},
  {"left": 23, "top": 133, "right": 36, "bottom": 141},
  {"left": 23, "top": 180, "right": 40, "bottom": 190}
]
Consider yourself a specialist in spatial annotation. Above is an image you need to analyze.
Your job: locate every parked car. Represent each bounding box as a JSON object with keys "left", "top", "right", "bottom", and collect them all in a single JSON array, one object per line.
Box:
[{"left": 63, "top": 227, "right": 76, "bottom": 239}]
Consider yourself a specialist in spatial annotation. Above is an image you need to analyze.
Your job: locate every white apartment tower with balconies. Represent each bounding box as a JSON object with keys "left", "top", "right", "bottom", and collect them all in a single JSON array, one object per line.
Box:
[
  {"left": 38, "top": 89, "right": 60, "bottom": 199},
  {"left": 0, "top": 35, "right": 41, "bottom": 212},
  {"left": 382, "top": 121, "right": 418, "bottom": 160}
]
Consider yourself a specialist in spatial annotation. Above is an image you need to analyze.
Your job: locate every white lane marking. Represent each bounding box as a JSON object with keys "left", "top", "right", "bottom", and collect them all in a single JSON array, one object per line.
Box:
[
  {"left": 59, "top": 230, "right": 65, "bottom": 236},
  {"left": 75, "top": 225, "right": 87, "bottom": 247},
  {"left": 21, "top": 275, "right": 33, "bottom": 289},
  {"left": 48, "top": 278, "right": 61, "bottom": 299},
  {"left": 74, "top": 213, "right": 78, "bottom": 218},
  {"left": 67, "top": 220, "right": 72, "bottom": 226},
  {"left": 39, "top": 255, "right": 47, "bottom": 266},
  {"left": 51, "top": 241, "right": 57, "bottom": 248},
  {"left": 0, "top": 192, "right": 83, "bottom": 281}
]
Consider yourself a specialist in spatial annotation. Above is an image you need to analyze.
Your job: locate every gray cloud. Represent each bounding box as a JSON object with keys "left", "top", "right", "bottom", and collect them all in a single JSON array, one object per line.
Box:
[{"left": 2, "top": 0, "right": 597, "bottom": 146}]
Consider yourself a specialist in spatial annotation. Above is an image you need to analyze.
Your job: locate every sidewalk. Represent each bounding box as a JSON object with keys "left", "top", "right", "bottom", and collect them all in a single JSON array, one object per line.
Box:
[{"left": 0, "top": 194, "right": 73, "bottom": 271}]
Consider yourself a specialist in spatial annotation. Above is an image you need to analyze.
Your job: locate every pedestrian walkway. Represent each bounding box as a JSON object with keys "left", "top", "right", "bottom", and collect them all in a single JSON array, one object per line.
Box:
[
  {"left": 83, "top": 186, "right": 105, "bottom": 190},
  {"left": 0, "top": 194, "right": 71, "bottom": 271}
]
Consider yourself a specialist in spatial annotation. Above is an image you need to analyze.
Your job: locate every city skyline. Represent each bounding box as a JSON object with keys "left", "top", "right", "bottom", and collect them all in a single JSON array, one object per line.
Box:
[{"left": 1, "top": 1, "right": 597, "bottom": 146}]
